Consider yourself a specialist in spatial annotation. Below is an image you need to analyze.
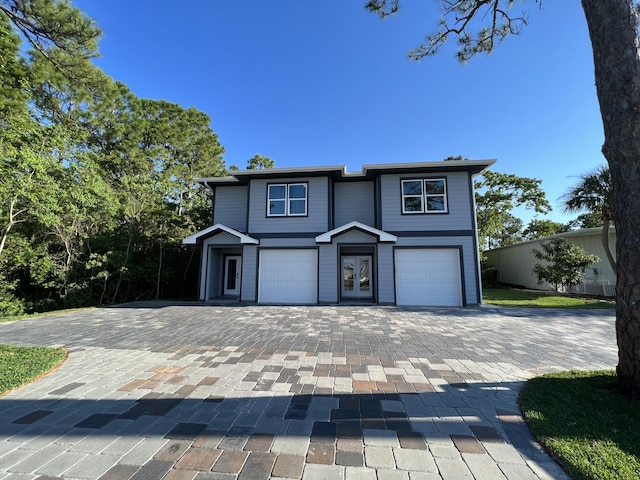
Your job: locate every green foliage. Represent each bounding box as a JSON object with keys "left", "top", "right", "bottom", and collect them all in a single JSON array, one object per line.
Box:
[
  {"left": 480, "top": 262, "right": 498, "bottom": 288},
  {"left": 0, "top": 2, "right": 226, "bottom": 314},
  {"left": 533, "top": 238, "right": 599, "bottom": 292},
  {"left": 475, "top": 171, "right": 551, "bottom": 250},
  {"left": 562, "top": 166, "right": 613, "bottom": 221},
  {"left": 0, "top": 344, "right": 66, "bottom": 394},
  {"left": 523, "top": 218, "right": 569, "bottom": 240},
  {"left": 519, "top": 370, "right": 640, "bottom": 480},
  {"left": 562, "top": 165, "right": 616, "bottom": 273},
  {"left": 0, "top": 0, "right": 101, "bottom": 78},
  {"left": 567, "top": 212, "right": 603, "bottom": 230},
  {"left": 247, "top": 153, "right": 275, "bottom": 170},
  {"left": 365, "top": 0, "right": 532, "bottom": 62}
]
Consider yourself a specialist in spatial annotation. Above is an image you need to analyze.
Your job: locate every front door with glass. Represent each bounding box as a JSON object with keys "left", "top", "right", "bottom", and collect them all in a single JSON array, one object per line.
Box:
[
  {"left": 223, "top": 255, "right": 241, "bottom": 296},
  {"left": 341, "top": 256, "right": 372, "bottom": 298}
]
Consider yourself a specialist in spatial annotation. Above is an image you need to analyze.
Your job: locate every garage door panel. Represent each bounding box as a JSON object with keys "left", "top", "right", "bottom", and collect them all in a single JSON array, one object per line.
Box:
[
  {"left": 395, "top": 249, "right": 462, "bottom": 306},
  {"left": 259, "top": 250, "right": 318, "bottom": 303}
]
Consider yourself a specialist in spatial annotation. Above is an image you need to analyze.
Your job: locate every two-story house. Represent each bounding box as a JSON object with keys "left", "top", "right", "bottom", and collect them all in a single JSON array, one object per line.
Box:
[{"left": 183, "top": 159, "right": 495, "bottom": 306}]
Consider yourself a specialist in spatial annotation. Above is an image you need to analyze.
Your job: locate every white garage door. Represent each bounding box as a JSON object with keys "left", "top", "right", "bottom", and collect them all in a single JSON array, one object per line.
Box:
[
  {"left": 395, "top": 249, "right": 463, "bottom": 306},
  {"left": 258, "top": 249, "right": 318, "bottom": 303}
]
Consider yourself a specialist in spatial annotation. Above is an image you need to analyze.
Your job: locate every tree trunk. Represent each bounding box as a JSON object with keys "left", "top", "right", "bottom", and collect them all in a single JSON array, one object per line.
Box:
[
  {"left": 601, "top": 217, "right": 617, "bottom": 273},
  {"left": 112, "top": 224, "right": 134, "bottom": 303},
  {"left": 582, "top": 0, "right": 640, "bottom": 394},
  {"left": 0, "top": 198, "right": 21, "bottom": 263}
]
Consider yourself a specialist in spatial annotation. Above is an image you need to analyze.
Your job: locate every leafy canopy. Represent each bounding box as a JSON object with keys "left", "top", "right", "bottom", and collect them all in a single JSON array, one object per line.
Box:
[
  {"left": 475, "top": 171, "right": 551, "bottom": 250},
  {"left": 533, "top": 238, "right": 599, "bottom": 292}
]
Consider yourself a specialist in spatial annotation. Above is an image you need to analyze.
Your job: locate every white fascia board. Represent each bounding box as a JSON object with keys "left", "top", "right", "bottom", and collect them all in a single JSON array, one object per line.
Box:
[
  {"left": 362, "top": 159, "right": 497, "bottom": 173},
  {"left": 315, "top": 221, "right": 397, "bottom": 243},
  {"left": 183, "top": 224, "right": 259, "bottom": 245}
]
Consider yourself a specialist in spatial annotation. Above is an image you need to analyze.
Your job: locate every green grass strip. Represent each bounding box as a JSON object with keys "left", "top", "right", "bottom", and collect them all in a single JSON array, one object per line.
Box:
[
  {"left": 0, "top": 345, "right": 67, "bottom": 395},
  {"left": 0, "top": 307, "right": 94, "bottom": 324},
  {"left": 519, "top": 370, "right": 640, "bottom": 480},
  {"left": 483, "top": 288, "right": 614, "bottom": 309}
]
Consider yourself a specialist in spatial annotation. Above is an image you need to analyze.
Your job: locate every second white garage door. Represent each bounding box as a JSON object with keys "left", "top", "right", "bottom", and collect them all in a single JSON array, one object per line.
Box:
[
  {"left": 395, "top": 248, "right": 463, "bottom": 306},
  {"left": 258, "top": 249, "right": 318, "bottom": 303}
]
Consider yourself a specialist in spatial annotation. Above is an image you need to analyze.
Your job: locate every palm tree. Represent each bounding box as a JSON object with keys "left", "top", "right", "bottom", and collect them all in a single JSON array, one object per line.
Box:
[{"left": 561, "top": 165, "right": 616, "bottom": 273}]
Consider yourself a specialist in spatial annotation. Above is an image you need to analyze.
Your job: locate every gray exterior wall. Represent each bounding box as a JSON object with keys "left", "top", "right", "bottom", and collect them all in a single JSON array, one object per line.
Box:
[
  {"left": 241, "top": 245, "right": 257, "bottom": 302},
  {"left": 248, "top": 177, "right": 329, "bottom": 234},
  {"left": 318, "top": 244, "right": 338, "bottom": 303},
  {"left": 334, "top": 181, "right": 375, "bottom": 227},
  {"left": 380, "top": 172, "right": 474, "bottom": 232},
  {"left": 194, "top": 166, "right": 484, "bottom": 305},
  {"left": 214, "top": 186, "right": 248, "bottom": 232},
  {"left": 377, "top": 244, "right": 395, "bottom": 304}
]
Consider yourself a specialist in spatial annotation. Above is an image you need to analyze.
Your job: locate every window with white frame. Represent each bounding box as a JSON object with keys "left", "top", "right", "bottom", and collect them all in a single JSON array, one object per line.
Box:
[
  {"left": 401, "top": 178, "right": 447, "bottom": 213},
  {"left": 267, "top": 183, "right": 308, "bottom": 216}
]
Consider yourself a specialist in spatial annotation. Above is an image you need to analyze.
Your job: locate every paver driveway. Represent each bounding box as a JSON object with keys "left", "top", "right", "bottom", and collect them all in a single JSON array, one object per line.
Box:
[{"left": 0, "top": 304, "right": 616, "bottom": 480}]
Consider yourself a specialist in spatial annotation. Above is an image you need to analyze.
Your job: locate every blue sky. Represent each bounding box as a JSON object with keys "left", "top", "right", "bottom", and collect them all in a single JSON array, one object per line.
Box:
[{"left": 73, "top": 1, "right": 603, "bottom": 225}]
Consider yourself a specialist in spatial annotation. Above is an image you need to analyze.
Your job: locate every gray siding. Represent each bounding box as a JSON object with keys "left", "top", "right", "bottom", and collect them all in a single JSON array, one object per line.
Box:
[
  {"left": 394, "top": 236, "right": 479, "bottom": 305},
  {"left": 207, "top": 248, "right": 224, "bottom": 300},
  {"left": 206, "top": 232, "right": 243, "bottom": 245},
  {"left": 214, "top": 186, "right": 248, "bottom": 231},
  {"left": 377, "top": 244, "right": 395, "bottom": 303},
  {"left": 318, "top": 244, "right": 338, "bottom": 303},
  {"left": 241, "top": 246, "right": 257, "bottom": 302},
  {"left": 380, "top": 172, "right": 473, "bottom": 232},
  {"left": 334, "top": 182, "right": 375, "bottom": 227},
  {"left": 248, "top": 177, "right": 329, "bottom": 233},
  {"left": 333, "top": 230, "right": 378, "bottom": 244}
]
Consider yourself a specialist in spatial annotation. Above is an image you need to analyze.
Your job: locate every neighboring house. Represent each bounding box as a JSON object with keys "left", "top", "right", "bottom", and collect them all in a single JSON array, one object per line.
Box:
[
  {"left": 484, "top": 227, "right": 616, "bottom": 296},
  {"left": 183, "top": 159, "right": 494, "bottom": 306}
]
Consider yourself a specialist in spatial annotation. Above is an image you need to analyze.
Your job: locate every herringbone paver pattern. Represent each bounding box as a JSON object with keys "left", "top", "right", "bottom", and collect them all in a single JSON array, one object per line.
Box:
[{"left": 0, "top": 304, "right": 616, "bottom": 479}]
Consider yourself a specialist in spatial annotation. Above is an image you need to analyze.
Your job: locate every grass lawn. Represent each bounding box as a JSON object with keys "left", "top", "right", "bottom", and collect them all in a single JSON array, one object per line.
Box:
[
  {"left": 483, "top": 287, "right": 615, "bottom": 309},
  {"left": 519, "top": 370, "right": 640, "bottom": 480},
  {"left": 0, "top": 307, "right": 94, "bottom": 324},
  {"left": 0, "top": 345, "right": 67, "bottom": 396}
]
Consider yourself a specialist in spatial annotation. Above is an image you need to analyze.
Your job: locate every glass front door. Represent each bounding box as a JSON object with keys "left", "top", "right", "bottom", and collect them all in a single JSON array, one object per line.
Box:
[
  {"left": 341, "top": 256, "right": 372, "bottom": 298},
  {"left": 224, "top": 255, "right": 241, "bottom": 296}
]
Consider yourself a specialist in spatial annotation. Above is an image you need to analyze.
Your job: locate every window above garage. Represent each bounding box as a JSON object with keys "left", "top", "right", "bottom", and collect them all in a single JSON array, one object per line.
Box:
[
  {"left": 267, "top": 183, "right": 308, "bottom": 217},
  {"left": 401, "top": 178, "right": 447, "bottom": 214}
]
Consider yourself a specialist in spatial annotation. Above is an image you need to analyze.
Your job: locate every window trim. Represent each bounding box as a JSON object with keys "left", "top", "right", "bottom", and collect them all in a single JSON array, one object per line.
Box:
[
  {"left": 401, "top": 178, "right": 448, "bottom": 214},
  {"left": 266, "top": 182, "right": 308, "bottom": 217}
]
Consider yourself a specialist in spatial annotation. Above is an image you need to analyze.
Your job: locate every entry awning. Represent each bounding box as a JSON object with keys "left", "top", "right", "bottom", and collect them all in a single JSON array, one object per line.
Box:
[
  {"left": 315, "top": 221, "right": 397, "bottom": 244},
  {"left": 183, "top": 224, "right": 259, "bottom": 245}
]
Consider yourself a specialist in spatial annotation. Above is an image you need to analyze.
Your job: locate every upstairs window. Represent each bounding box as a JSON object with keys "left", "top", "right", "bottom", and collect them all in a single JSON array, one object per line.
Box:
[
  {"left": 401, "top": 178, "right": 447, "bottom": 214},
  {"left": 267, "top": 183, "right": 307, "bottom": 216}
]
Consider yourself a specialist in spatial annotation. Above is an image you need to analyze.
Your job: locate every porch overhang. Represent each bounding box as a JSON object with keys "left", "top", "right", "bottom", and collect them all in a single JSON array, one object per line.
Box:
[
  {"left": 183, "top": 224, "right": 259, "bottom": 245},
  {"left": 315, "top": 221, "right": 397, "bottom": 244}
]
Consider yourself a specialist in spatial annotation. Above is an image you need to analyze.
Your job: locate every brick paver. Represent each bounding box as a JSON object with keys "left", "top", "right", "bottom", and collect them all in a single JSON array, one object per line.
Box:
[{"left": 0, "top": 304, "right": 616, "bottom": 479}]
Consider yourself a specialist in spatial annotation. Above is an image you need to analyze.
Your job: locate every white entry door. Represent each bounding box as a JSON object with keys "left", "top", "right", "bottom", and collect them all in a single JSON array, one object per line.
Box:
[
  {"left": 223, "top": 255, "right": 241, "bottom": 296},
  {"left": 342, "top": 256, "right": 372, "bottom": 298}
]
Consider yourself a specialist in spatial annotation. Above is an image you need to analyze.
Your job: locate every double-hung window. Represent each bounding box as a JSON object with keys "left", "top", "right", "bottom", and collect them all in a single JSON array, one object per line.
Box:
[
  {"left": 401, "top": 178, "right": 447, "bottom": 214},
  {"left": 267, "top": 183, "right": 307, "bottom": 216}
]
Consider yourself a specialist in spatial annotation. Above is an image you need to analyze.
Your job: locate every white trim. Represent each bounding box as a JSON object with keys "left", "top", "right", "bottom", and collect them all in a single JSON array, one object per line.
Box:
[
  {"left": 182, "top": 223, "right": 259, "bottom": 245},
  {"left": 267, "top": 183, "right": 307, "bottom": 217},
  {"left": 195, "top": 159, "right": 496, "bottom": 184},
  {"left": 401, "top": 178, "right": 448, "bottom": 214},
  {"left": 315, "top": 221, "right": 397, "bottom": 243}
]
